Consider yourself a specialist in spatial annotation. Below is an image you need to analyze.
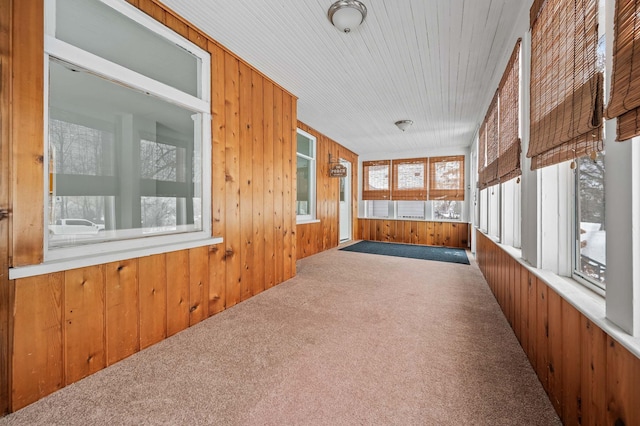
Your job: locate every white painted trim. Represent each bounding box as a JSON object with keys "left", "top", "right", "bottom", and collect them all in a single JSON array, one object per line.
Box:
[
  {"left": 296, "top": 219, "right": 321, "bottom": 225},
  {"left": 45, "top": 37, "right": 209, "bottom": 114},
  {"left": 10, "top": 236, "right": 223, "bottom": 279}
]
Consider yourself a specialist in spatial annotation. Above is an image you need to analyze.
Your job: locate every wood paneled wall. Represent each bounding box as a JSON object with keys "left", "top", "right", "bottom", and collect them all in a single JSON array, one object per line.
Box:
[
  {"left": 357, "top": 219, "right": 469, "bottom": 249},
  {"left": 3, "top": 0, "right": 297, "bottom": 412},
  {"left": 476, "top": 231, "right": 640, "bottom": 426},
  {"left": 296, "top": 122, "right": 358, "bottom": 259}
]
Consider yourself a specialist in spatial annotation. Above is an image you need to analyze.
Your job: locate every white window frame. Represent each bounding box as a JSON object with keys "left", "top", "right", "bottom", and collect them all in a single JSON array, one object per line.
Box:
[
  {"left": 296, "top": 128, "right": 317, "bottom": 223},
  {"left": 43, "top": 0, "right": 212, "bottom": 262}
]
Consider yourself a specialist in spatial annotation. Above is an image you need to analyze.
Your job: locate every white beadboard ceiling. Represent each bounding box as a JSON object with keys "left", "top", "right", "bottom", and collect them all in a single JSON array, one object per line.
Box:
[{"left": 161, "top": 0, "right": 527, "bottom": 158}]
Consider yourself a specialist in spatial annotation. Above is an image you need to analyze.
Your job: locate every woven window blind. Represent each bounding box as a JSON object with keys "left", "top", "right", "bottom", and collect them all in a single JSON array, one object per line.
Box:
[
  {"left": 498, "top": 40, "right": 522, "bottom": 182},
  {"left": 605, "top": 0, "right": 640, "bottom": 141},
  {"left": 362, "top": 160, "right": 391, "bottom": 200},
  {"left": 527, "top": 0, "right": 603, "bottom": 170},
  {"left": 478, "top": 121, "right": 487, "bottom": 189},
  {"left": 428, "top": 156, "right": 465, "bottom": 201},
  {"left": 483, "top": 92, "right": 500, "bottom": 187},
  {"left": 392, "top": 158, "right": 428, "bottom": 200}
]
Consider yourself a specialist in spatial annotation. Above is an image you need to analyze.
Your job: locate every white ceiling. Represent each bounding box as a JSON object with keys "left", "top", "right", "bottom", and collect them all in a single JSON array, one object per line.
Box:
[{"left": 161, "top": 0, "right": 528, "bottom": 158}]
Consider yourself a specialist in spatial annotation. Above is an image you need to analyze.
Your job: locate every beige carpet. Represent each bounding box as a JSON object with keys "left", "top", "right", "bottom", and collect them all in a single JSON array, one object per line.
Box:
[{"left": 1, "top": 244, "right": 561, "bottom": 425}]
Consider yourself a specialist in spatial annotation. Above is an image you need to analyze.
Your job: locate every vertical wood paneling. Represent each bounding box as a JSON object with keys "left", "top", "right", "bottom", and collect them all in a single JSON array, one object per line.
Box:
[
  {"left": 12, "top": 0, "right": 43, "bottom": 266},
  {"left": 273, "top": 89, "right": 284, "bottom": 284},
  {"left": 476, "top": 232, "right": 640, "bottom": 426},
  {"left": 561, "top": 300, "right": 582, "bottom": 426},
  {"left": 8, "top": 0, "right": 300, "bottom": 411},
  {"left": 64, "top": 266, "right": 105, "bottom": 385},
  {"left": 582, "top": 318, "right": 607, "bottom": 425},
  {"left": 0, "top": 0, "right": 12, "bottom": 413},
  {"left": 208, "top": 42, "right": 227, "bottom": 315},
  {"left": 12, "top": 275, "right": 64, "bottom": 411},
  {"left": 607, "top": 337, "right": 640, "bottom": 426},
  {"left": 263, "top": 81, "right": 275, "bottom": 289},
  {"left": 547, "top": 289, "right": 563, "bottom": 416},
  {"left": 138, "top": 254, "right": 167, "bottom": 350},
  {"left": 105, "top": 260, "right": 139, "bottom": 365},
  {"left": 189, "top": 246, "right": 209, "bottom": 325},
  {"left": 239, "top": 62, "right": 254, "bottom": 302},
  {"left": 536, "top": 279, "right": 549, "bottom": 390},
  {"left": 251, "top": 71, "right": 265, "bottom": 296},
  {"left": 354, "top": 220, "right": 469, "bottom": 249},
  {"left": 224, "top": 53, "right": 241, "bottom": 307},
  {"left": 291, "top": 98, "right": 298, "bottom": 274},
  {"left": 166, "top": 250, "right": 190, "bottom": 336},
  {"left": 282, "top": 93, "right": 293, "bottom": 280}
]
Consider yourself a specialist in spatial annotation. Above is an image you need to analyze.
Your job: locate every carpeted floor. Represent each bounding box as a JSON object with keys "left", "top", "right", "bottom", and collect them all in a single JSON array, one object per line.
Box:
[
  {"left": 339, "top": 240, "right": 470, "bottom": 265},
  {"left": 0, "top": 245, "right": 561, "bottom": 425}
]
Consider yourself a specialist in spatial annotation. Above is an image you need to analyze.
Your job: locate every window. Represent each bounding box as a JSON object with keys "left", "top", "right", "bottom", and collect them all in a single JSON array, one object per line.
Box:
[
  {"left": 397, "top": 201, "right": 425, "bottom": 219},
  {"left": 296, "top": 129, "right": 316, "bottom": 221},
  {"left": 366, "top": 200, "right": 390, "bottom": 218},
  {"left": 363, "top": 160, "right": 391, "bottom": 200},
  {"left": 392, "top": 158, "right": 427, "bottom": 200},
  {"left": 45, "top": 0, "right": 211, "bottom": 260},
  {"left": 575, "top": 152, "right": 606, "bottom": 288},
  {"left": 429, "top": 156, "right": 465, "bottom": 201}
]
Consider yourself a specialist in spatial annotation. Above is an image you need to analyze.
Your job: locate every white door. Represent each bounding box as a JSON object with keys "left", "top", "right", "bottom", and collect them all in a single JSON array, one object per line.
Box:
[{"left": 339, "top": 160, "right": 351, "bottom": 242}]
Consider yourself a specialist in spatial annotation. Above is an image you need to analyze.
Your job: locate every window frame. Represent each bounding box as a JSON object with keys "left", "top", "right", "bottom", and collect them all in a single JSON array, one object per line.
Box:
[
  {"left": 43, "top": 0, "right": 212, "bottom": 262},
  {"left": 296, "top": 128, "right": 317, "bottom": 223}
]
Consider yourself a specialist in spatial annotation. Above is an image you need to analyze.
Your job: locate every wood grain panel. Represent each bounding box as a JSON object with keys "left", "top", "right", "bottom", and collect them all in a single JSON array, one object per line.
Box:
[
  {"left": 561, "top": 300, "right": 582, "bottom": 426},
  {"left": 526, "top": 271, "right": 537, "bottom": 369},
  {"left": 0, "top": 0, "right": 12, "bottom": 413},
  {"left": 208, "top": 42, "right": 226, "bottom": 315},
  {"left": 262, "top": 80, "right": 275, "bottom": 289},
  {"left": 582, "top": 318, "right": 606, "bottom": 425},
  {"left": 224, "top": 52, "right": 242, "bottom": 307},
  {"left": 238, "top": 62, "right": 254, "bottom": 302},
  {"left": 519, "top": 261, "right": 529, "bottom": 354},
  {"left": 138, "top": 0, "right": 165, "bottom": 23},
  {"left": 355, "top": 220, "right": 469, "bottom": 249},
  {"left": 166, "top": 250, "right": 190, "bottom": 337},
  {"left": 64, "top": 266, "right": 105, "bottom": 385},
  {"left": 282, "top": 93, "right": 293, "bottom": 280},
  {"left": 189, "top": 246, "right": 209, "bottom": 325},
  {"left": 251, "top": 71, "right": 265, "bottom": 296},
  {"left": 105, "top": 260, "right": 139, "bottom": 365},
  {"left": 138, "top": 254, "right": 167, "bottom": 350},
  {"left": 546, "top": 288, "right": 563, "bottom": 416},
  {"left": 536, "top": 278, "right": 549, "bottom": 390},
  {"left": 273, "top": 88, "right": 284, "bottom": 285},
  {"left": 12, "top": 0, "right": 44, "bottom": 266},
  {"left": 607, "top": 336, "right": 640, "bottom": 426},
  {"left": 12, "top": 275, "right": 64, "bottom": 411}
]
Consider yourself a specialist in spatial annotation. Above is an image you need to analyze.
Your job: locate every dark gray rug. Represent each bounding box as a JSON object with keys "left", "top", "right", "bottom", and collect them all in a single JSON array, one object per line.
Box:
[{"left": 340, "top": 240, "right": 470, "bottom": 265}]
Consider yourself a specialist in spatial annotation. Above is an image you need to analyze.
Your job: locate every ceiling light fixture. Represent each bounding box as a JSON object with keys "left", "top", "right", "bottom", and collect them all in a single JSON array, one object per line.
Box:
[
  {"left": 395, "top": 120, "right": 413, "bottom": 132},
  {"left": 328, "top": 0, "right": 367, "bottom": 33}
]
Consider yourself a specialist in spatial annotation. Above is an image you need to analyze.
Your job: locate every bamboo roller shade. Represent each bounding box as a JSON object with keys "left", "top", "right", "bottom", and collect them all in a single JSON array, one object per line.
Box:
[
  {"left": 428, "top": 156, "right": 465, "bottom": 201},
  {"left": 479, "top": 92, "right": 499, "bottom": 189},
  {"left": 392, "top": 158, "right": 428, "bottom": 200},
  {"left": 527, "top": 0, "right": 603, "bottom": 170},
  {"left": 605, "top": 0, "right": 640, "bottom": 141},
  {"left": 362, "top": 160, "right": 391, "bottom": 200},
  {"left": 497, "top": 39, "right": 522, "bottom": 183}
]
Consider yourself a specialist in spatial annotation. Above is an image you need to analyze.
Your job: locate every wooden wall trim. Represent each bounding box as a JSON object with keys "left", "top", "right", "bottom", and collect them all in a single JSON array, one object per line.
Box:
[{"left": 475, "top": 230, "right": 640, "bottom": 425}]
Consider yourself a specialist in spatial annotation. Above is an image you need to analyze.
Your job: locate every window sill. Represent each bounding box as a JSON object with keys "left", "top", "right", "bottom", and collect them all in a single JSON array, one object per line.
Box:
[
  {"left": 9, "top": 236, "right": 223, "bottom": 279},
  {"left": 485, "top": 234, "right": 640, "bottom": 360},
  {"left": 297, "top": 219, "right": 321, "bottom": 225},
  {"left": 358, "top": 217, "right": 467, "bottom": 224}
]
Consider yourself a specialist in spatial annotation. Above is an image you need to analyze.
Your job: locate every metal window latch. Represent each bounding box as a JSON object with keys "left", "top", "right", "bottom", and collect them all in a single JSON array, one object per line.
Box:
[{"left": 0, "top": 209, "right": 10, "bottom": 221}]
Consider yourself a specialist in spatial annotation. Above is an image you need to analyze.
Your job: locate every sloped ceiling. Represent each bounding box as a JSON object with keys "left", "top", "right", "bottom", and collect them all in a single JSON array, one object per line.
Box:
[{"left": 161, "top": 0, "right": 528, "bottom": 158}]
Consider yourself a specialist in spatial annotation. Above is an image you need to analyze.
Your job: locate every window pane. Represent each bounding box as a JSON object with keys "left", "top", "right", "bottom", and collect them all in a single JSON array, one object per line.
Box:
[
  {"left": 297, "top": 133, "right": 312, "bottom": 157},
  {"left": 296, "top": 155, "right": 311, "bottom": 215},
  {"left": 56, "top": 0, "right": 199, "bottom": 97},
  {"left": 48, "top": 59, "right": 202, "bottom": 249},
  {"left": 397, "top": 163, "right": 425, "bottom": 189},
  {"left": 433, "top": 200, "right": 462, "bottom": 220},
  {"left": 577, "top": 153, "right": 606, "bottom": 287}
]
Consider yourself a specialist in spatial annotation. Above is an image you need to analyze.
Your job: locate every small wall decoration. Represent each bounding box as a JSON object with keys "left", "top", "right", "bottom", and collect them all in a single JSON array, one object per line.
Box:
[{"left": 330, "top": 163, "right": 347, "bottom": 178}]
